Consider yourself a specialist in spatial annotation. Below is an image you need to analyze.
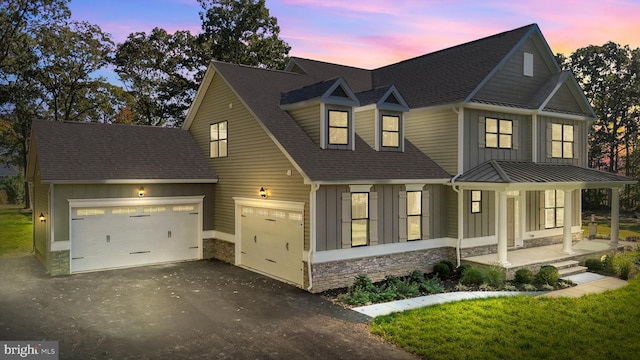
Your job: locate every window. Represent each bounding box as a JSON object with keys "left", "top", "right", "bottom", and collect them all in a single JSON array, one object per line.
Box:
[
  {"left": 485, "top": 118, "right": 512, "bottom": 149},
  {"left": 328, "top": 110, "right": 349, "bottom": 145},
  {"left": 551, "top": 124, "right": 573, "bottom": 158},
  {"left": 381, "top": 115, "right": 400, "bottom": 148},
  {"left": 544, "top": 190, "right": 564, "bottom": 228},
  {"left": 351, "top": 193, "right": 369, "bottom": 246},
  {"left": 210, "top": 121, "right": 228, "bottom": 158},
  {"left": 407, "top": 191, "right": 421, "bottom": 240},
  {"left": 471, "top": 190, "right": 482, "bottom": 213}
]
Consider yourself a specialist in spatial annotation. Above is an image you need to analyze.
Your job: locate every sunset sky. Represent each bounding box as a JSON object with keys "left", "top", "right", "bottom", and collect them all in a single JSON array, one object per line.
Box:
[{"left": 69, "top": 0, "right": 640, "bottom": 69}]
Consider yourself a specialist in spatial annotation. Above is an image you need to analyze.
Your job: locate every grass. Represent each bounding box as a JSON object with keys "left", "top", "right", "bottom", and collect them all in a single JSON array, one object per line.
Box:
[
  {"left": 581, "top": 215, "right": 640, "bottom": 240},
  {"left": 0, "top": 205, "right": 33, "bottom": 256},
  {"left": 371, "top": 276, "right": 640, "bottom": 359}
]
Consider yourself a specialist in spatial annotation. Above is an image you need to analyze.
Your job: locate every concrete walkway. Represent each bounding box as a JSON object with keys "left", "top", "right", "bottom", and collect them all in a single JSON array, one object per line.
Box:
[{"left": 352, "top": 273, "right": 628, "bottom": 317}]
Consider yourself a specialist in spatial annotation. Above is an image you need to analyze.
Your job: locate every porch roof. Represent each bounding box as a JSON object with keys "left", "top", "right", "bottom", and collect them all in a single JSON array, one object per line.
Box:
[{"left": 455, "top": 160, "right": 636, "bottom": 189}]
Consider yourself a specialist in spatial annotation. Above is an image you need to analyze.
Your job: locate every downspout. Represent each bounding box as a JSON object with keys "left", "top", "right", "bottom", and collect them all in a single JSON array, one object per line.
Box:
[
  {"left": 451, "top": 174, "right": 463, "bottom": 267},
  {"left": 307, "top": 183, "right": 320, "bottom": 291},
  {"left": 451, "top": 105, "right": 464, "bottom": 267}
]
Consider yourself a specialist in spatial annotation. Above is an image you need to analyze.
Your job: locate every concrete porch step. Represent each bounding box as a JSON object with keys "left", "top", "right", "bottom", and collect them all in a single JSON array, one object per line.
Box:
[
  {"left": 548, "top": 260, "right": 579, "bottom": 270},
  {"left": 558, "top": 266, "right": 588, "bottom": 277}
]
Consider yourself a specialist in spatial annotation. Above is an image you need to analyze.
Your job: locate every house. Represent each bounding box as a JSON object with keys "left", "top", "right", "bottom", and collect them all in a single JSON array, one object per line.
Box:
[{"left": 28, "top": 23, "right": 634, "bottom": 292}]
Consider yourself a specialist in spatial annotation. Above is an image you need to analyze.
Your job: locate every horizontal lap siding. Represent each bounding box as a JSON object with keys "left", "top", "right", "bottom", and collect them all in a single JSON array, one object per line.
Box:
[
  {"left": 355, "top": 109, "right": 376, "bottom": 148},
  {"left": 289, "top": 105, "right": 321, "bottom": 146},
  {"left": 405, "top": 108, "right": 457, "bottom": 174},
  {"left": 464, "top": 109, "right": 531, "bottom": 170},
  {"left": 53, "top": 183, "right": 215, "bottom": 242},
  {"left": 188, "top": 74, "right": 311, "bottom": 249}
]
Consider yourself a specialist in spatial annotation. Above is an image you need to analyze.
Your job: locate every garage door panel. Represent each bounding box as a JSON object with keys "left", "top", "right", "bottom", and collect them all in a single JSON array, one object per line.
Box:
[{"left": 71, "top": 202, "right": 200, "bottom": 273}]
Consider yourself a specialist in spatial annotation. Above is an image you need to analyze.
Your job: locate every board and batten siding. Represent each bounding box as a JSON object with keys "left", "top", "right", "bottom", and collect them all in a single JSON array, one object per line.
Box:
[
  {"left": 536, "top": 116, "right": 587, "bottom": 166},
  {"left": 52, "top": 183, "right": 215, "bottom": 242},
  {"left": 354, "top": 108, "right": 376, "bottom": 148},
  {"left": 526, "top": 189, "right": 580, "bottom": 231},
  {"left": 405, "top": 108, "right": 457, "bottom": 174},
  {"left": 315, "top": 184, "right": 448, "bottom": 251},
  {"left": 473, "top": 38, "right": 554, "bottom": 106},
  {"left": 464, "top": 109, "right": 531, "bottom": 170},
  {"left": 188, "top": 73, "right": 311, "bottom": 249},
  {"left": 288, "top": 105, "right": 321, "bottom": 146},
  {"left": 463, "top": 190, "right": 496, "bottom": 238},
  {"left": 445, "top": 186, "right": 458, "bottom": 238}
]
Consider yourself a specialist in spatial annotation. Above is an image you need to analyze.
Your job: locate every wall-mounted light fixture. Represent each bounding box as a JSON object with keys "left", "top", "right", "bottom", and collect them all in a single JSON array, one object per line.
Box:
[
  {"left": 138, "top": 186, "right": 145, "bottom": 198},
  {"left": 259, "top": 187, "right": 267, "bottom": 199},
  {"left": 39, "top": 213, "right": 46, "bottom": 222}
]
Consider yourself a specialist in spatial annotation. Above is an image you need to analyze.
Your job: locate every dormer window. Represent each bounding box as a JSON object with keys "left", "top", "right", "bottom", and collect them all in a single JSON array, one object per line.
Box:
[
  {"left": 381, "top": 115, "right": 400, "bottom": 148},
  {"left": 328, "top": 110, "right": 349, "bottom": 145}
]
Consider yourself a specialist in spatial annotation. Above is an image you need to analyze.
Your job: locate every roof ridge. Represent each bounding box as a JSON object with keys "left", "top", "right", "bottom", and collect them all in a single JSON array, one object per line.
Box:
[{"left": 490, "top": 160, "right": 512, "bottom": 182}]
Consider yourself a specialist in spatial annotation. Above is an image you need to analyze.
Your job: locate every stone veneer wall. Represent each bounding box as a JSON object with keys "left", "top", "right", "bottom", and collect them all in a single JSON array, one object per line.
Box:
[
  {"left": 50, "top": 250, "right": 70, "bottom": 276},
  {"left": 460, "top": 232, "right": 584, "bottom": 258},
  {"left": 204, "top": 238, "right": 235, "bottom": 264},
  {"left": 310, "top": 247, "right": 452, "bottom": 293}
]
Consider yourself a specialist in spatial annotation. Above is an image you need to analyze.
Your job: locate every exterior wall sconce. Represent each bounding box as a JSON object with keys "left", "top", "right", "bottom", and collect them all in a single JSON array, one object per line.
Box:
[
  {"left": 39, "top": 213, "right": 46, "bottom": 222},
  {"left": 138, "top": 186, "right": 145, "bottom": 197},
  {"left": 259, "top": 187, "right": 267, "bottom": 199}
]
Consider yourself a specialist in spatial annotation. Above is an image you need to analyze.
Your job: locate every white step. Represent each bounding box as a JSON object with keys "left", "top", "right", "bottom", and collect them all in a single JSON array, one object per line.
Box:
[{"left": 558, "top": 266, "right": 588, "bottom": 277}]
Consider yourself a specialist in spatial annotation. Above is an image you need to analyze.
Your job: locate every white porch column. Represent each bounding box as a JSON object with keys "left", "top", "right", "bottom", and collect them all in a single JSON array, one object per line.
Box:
[
  {"left": 610, "top": 187, "right": 620, "bottom": 247},
  {"left": 561, "top": 189, "right": 574, "bottom": 254},
  {"left": 497, "top": 191, "right": 510, "bottom": 265}
]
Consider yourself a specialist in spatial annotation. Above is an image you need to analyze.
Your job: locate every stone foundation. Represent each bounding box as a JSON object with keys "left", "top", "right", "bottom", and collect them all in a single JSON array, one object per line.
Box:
[
  {"left": 310, "top": 247, "right": 451, "bottom": 293},
  {"left": 204, "top": 238, "right": 235, "bottom": 264},
  {"left": 50, "top": 250, "right": 70, "bottom": 276},
  {"left": 522, "top": 232, "right": 583, "bottom": 248}
]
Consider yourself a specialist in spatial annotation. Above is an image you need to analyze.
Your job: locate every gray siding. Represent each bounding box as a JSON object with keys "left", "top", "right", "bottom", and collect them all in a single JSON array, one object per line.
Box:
[
  {"left": 289, "top": 105, "right": 321, "bottom": 146},
  {"left": 188, "top": 73, "right": 311, "bottom": 249},
  {"left": 405, "top": 108, "right": 457, "bottom": 174},
  {"left": 446, "top": 186, "right": 457, "bottom": 238},
  {"left": 53, "top": 183, "right": 215, "bottom": 241},
  {"left": 544, "top": 83, "right": 584, "bottom": 114},
  {"left": 463, "top": 190, "right": 496, "bottom": 238},
  {"left": 474, "top": 38, "right": 554, "bottom": 105},
  {"left": 526, "top": 189, "right": 581, "bottom": 231},
  {"left": 355, "top": 109, "right": 375, "bottom": 148},
  {"left": 315, "top": 184, "right": 448, "bottom": 251},
  {"left": 537, "top": 116, "right": 587, "bottom": 166},
  {"left": 464, "top": 108, "right": 531, "bottom": 170}
]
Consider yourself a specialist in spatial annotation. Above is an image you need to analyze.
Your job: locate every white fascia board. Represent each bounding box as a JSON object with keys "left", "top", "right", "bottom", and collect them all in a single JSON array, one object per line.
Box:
[
  {"left": 44, "top": 179, "right": 219, "bottom": 184},
  {"left": 183, "top": 63, "right": 216, "bottom": 130},
  {"left": 232, "top": 197, "right": 306, "bottom": 211},
  {"left": 305, "top": 178, "right": 451, "bottom": 185},
  {"left": 67, "top": 195, "right": 205, "bottom": 208}
]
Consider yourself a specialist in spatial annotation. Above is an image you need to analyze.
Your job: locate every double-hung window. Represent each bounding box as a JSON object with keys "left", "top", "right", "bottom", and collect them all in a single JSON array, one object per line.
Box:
[
  {"left": 381, "top": 115, "right": 400, "bottom": 148},
  {"left": 407, "top": 191, "right": 421, "bottom": 240},
  {"left": 544, "top": 190, "right": 564, "bottom": 228},
  {"left": 210, "top": 121, "right": 228, "bottom": 158},
  {"left": 351, "top": 193, "right": 369, "bottom": 246},
  {"left": 485, "top": 118, "right": 512, "bottom": 149},
  {"left": 328, "top": 110, "right": 349, "bottom": 145},
  {"left": 551, "top": 124, "right": 573, "bottom": 158}
]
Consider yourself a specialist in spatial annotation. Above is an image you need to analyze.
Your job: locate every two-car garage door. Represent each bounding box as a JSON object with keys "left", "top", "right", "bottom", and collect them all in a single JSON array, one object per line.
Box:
[{"left": 70, "top": 201, "right": 201, "bottom": 273}]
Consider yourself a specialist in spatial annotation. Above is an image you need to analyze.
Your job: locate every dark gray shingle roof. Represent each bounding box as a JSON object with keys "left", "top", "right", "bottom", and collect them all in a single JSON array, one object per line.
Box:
[
  {"left": 280, "top": 78, "right": 340, "bottom": 105},
  {"left": 32, "top": 120, "right": 216, "bottom": 183},
  {"left": 456, "top": 160, "right": 635, "bottom": 184},
  {"left": 355, "top": 86, "right": 394, "bottom": 106},
  {"left": 287, "top": 58, "right": 372, "bottom": 92},
  {"left": 213, "top": 62, "right": 451, "bottom": 182}
]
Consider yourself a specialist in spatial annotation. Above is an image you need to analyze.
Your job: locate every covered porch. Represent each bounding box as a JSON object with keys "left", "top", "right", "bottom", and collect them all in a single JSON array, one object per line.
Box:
[{"left": 453, "top": 161, "right": 636, "bottom": 270}]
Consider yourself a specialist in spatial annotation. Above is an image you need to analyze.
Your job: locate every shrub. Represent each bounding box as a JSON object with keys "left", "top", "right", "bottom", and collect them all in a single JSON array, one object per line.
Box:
[
  {"left": 485, "top": 265, "right": 506, "bottom": 287},
  {"left": 601, "top": 255, "right": 615, "bottom": 274},
  {"left": 2, "top": 174, "right": 24, "bottom": 205},
  {"left": 460, "top": 266, "right": 485, "bottom": 286},
  {"left": 585, "top": 258, "right": 604, "bottom": 272},
  {"left": 351, "top": 274, "right": 376, "bottom": 293},
  {"left": 418, "top": 277, "right": 443, "bottom": 294},
  {"left": 536, "top": 265, "right": 559, "bottom": 286},
  {"left": 613, "top": 254, "right": 634, "bottom": 280},
  {"left": 432, "top": 262, "right": 451, "bottom": 279},
  {"left": 454, "top": 264, "right": 471, "bottom": 279},
  {"left": 408, "top": 270, "right": 426, "bottom": 284},
  {"left": 440, "top": 260, "right": 455, "bottom": 273},
  {"left": 515, "top": 268, "right": 534, "bottom": 284}
]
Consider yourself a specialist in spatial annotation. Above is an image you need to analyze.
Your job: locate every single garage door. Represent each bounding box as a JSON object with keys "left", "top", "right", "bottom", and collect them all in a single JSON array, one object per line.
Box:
[
  {"left": 240, "top": 206, "right": 303, "bottom": 286},
  {"left": 71, "top": 203, "right": 200, "bottom": 272}
]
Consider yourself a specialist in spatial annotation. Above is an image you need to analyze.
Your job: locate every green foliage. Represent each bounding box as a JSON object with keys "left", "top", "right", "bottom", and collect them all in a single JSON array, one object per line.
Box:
[
  {"left": 460, "top": 266, "right": 485, "bottom": 286},
  {"left": 432, "top": 262, "right": 451, "bottom": 279},
  {"left": 514, "top": 268, "right": 534, "bottom": 284},
  {"left": 602, "top": 254, "right": 615, "bottom": 274},
  {"left": 585, "top": 258, "right": 604, "bottom": 272},
  {"left": 484, "top": 265, "right": 506, "bottom": 287},
  {"left": 536, "top": 265, "right": 560, "bottom": 286},
  {"left": 1, "top": 174, "right": 24, "bottom": 205},
  {"left": 418, "top": 277, "right": 443, "bottom": 294},
  {"left": 0, "top": 205, "right": 33, "bottom": 256},
  {"left": 613, "top": 253, "right": 634, "bottom": 280},
  {"left": 454, "top": 264, "right": 471, "bottom": 279}
]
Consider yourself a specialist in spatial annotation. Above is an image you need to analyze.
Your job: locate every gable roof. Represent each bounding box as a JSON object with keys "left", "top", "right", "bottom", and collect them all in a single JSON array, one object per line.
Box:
[
  {"left": 456, "top": 160, "right": 634, "bottom": 188},
  {"left": 285, "top": 58, "right": 372, "bottom": 92},
  {"left": 209, "top": 61, "right": 450, "bottom": 183},
  {"left": 280, "top": 77, "right": 360, "bottom": 108},
  {"left": 29, "top": 120, "right": 217, "bottom": 184}
]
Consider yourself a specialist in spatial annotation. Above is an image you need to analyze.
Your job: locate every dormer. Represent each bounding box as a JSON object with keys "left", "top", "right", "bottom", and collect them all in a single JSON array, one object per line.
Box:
[
  {"left": 280, "top": 78, "right": 359, "bottom": 150},
  {"left": 354, "top": 85, "right": 409, "bottom": 152}
]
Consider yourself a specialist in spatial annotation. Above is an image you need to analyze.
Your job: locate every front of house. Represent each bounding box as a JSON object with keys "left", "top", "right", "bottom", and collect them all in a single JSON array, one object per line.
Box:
[{"left": 28, "top": 24, "right": 634, "bottom": 292}]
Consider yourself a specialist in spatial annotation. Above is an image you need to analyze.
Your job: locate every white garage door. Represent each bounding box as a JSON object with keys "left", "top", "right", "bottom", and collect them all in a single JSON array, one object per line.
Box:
[
  {"left": 71, "top": 203, "right": 200, "bottom": 272},
  {"left": 240, "top": 206, "right": 303, "bottom": 286}
]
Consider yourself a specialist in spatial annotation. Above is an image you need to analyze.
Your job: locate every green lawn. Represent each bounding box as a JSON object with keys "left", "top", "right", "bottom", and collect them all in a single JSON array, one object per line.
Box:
[
  {"left": 581, "top": 215, "right": 640, "bottom": 240},
  {"left": 371, "top": 276, "right": 640, "bottom": 359},
  {"left": 0, "top": 205, "right": 33, "bottom": 256}
]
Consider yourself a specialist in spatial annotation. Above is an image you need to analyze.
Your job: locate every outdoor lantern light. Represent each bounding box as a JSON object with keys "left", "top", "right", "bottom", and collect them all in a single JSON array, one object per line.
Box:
[
  {"left": 259, "top": 187, "right": 267, "bottom": 199},
  {"left": 39, "top": 213, "right": 46, "bottom": 222},
  {"left": 138, "top": 186, "right": 145, "bottom": 197}
]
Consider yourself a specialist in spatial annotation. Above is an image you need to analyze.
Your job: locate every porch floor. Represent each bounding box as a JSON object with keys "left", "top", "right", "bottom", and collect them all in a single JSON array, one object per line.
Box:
[{"left": 464, "top": 240, "right": 633, "bottom": 269}]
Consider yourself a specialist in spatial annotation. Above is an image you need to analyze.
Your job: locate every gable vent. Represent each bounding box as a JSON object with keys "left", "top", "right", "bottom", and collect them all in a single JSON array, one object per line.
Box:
[{"left": 523, "top": 52, "right": 533, "bottom": 77}]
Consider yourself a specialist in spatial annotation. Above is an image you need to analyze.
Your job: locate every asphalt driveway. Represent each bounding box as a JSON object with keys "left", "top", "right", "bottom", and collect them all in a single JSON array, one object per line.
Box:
[{"left": 0, "top": 256, "right": 416, "bottom": 359}]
